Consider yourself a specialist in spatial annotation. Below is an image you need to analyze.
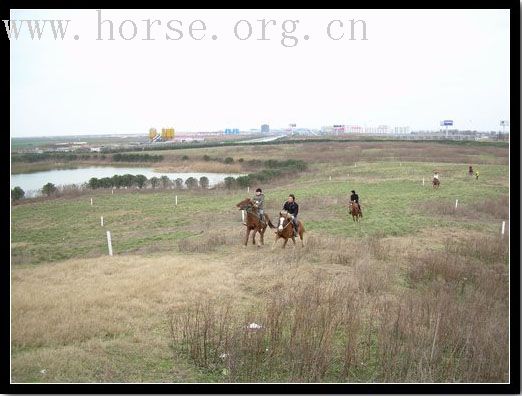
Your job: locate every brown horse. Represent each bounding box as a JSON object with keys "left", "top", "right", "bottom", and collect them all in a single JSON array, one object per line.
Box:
[
  {"left": 272, "top": 210, "right": 305, "bottom": 249},
  {"left": 348, "top": 201, "right": 362, "bottom": 222},
  {"left": 236, "top": 198, "right": 275, "bottom": 247},
  {"left": 432, "top": 178, "right": 440, "bottom": 189}
]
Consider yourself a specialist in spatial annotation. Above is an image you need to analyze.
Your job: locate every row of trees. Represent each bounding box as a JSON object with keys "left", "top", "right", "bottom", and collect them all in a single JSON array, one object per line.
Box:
[
  {"left": 12, "top": 153, "right": 106, "bottom": 163},
  {"left": 222, "top": 159, "right": 308, "bottom": 189},
  {"left": 11, "top": 182, "right": 58, "bottom": 200},
  {"left": 112, "top": 153, "right": 164, "bottom": 162},
  {"left": 11, "top": 174, "right": 214, "bottom": 201},
  {"left": 87, "top": 174, "right": 210, "bottom": 190}
]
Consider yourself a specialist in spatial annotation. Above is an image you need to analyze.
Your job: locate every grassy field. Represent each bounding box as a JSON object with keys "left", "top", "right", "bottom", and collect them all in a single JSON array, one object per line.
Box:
[{"left": 11, "top": 140, "right": 510, "bottom": 383}]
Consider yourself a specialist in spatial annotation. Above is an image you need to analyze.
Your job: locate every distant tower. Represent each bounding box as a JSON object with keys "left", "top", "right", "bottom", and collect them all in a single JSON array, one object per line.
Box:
[
  {"left": 261, "top": 124, "right": 270, "bottom": 133},
  {"left": 149, "top": 128, "right": 157, "bottom": 140}
]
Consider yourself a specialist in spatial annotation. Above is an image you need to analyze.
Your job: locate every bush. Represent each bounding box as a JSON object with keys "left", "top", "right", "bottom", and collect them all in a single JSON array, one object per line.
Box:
[
  {"left": 182, "top": 155, "right": 190, "bottom": 161},
  {"left": 160, "top": 175, "right": 171, "bottom": 188},
  {"left": 224, "top": 157, "right": 234, "bottom": 164},
  {"left": 235, "top": 176, "right": 251, "bottom": 188},
  {"left": 203, "top": 155, "right": 211, "bottom": 161},
  {"left": 175, "top": 178, "right": 184, "bottom": 189},
  {"left": 224, "top": 177, "right": 236, "bottom": 189},
  {"left": 149, "top": 177, "right": 160, "bottom": 189},
  {"left": 41, "top": 182, "right": 57, "bottom": 196},
  {"left": 185, "top": 177, "right": 198, "bottom": 189},
  {"left": 199, "top": 176, "right": 210, "bottom": 189},
  {"left": 135, "top": 174, "right": 148, "bottom": 188},
  {"left": 11, "top": 186, "right": 25, "bottom": 201}
]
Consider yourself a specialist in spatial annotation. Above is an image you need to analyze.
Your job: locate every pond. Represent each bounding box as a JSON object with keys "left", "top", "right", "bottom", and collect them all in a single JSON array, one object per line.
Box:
[{"left": 11, "top": 166, "right": 244, "bottom": 197}]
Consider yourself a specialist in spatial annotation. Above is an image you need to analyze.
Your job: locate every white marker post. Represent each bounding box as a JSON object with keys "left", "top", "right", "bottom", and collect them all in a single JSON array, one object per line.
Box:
[
  {"left": 101, "top": 216, "right": 104, "bottom": 227},
  {"left": 329, "top": 176, "right": 332, "bottom": 181},
  {"left": 354, "top": 162, "right": 357, "bottom": 168},
  {"left": 175, "top": 195, "right": 178, "bottom": 206},
  {"left": 106, "top": 231, "right": 113, "bottom": 256},
  {"left": 90, "top": 197, "right": 93, "bottom": 206},
  {"left": 422, "top": 177, "right": 425, "bottom": 186},
  {"left": 501, "top": 221, "right": 506, "bottom": 236},
  {"left": 455, "top": 199, "right": 459, "bottom": 209},
  {"left": 111, "top": 188, "right": 114, "bottom": 195},
  {"left": 242, "top": 210, "right": 245, "bottom": 223},
  {"left": 247, "top": 186, "right": 250, "bottom": 193}
]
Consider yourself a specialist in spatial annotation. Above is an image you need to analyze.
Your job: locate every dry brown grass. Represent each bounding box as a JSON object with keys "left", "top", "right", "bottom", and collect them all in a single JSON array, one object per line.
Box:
[{"left": 11, "top": 228, "right": 509, "bottom": 383}]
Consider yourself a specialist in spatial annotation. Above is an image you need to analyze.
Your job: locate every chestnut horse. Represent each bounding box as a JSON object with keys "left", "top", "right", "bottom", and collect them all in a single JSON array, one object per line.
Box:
[
  {"left": 432, "top": 178, "right": 440, "bottom": 189},
  {"left": 272, "top": 210, "right": 305, "bottom": 249},
  {"left": 348, "top": 201, "right": 362, "bottom": 222},
  {"left": 236, "top": 198, "right": 275, "bottom": 247}
]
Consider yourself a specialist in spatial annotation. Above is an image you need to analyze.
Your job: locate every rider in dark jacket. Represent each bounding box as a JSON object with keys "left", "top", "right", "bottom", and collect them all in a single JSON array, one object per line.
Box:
[
  {"left": 282, "top": 194, "right": 299, "bottom": 237},
  {"left": 349, "top": 190, "right": 361, "bottom": 214}
]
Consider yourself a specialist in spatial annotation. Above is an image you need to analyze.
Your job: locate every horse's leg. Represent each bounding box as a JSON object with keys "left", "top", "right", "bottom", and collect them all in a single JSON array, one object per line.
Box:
[
  {"left": 252, "top": 229, "right": 257, "bottom": 245},
  {"left": 244, "top": 228, "right": 251, "bottom": 246},
  {"left": 283, "top": 238, "right": 288, "bottom": 249},
  {"left": 299, "top": 230, "right": 304, "bottom": 247},
  {"left": 260, "top": 226, "right": 265, "bottom": 245}
]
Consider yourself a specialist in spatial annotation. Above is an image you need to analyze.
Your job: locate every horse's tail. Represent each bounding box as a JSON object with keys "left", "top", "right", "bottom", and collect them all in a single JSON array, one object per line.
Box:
[{"left": 265, "top": 214, "right": 276, "bottom": 229}]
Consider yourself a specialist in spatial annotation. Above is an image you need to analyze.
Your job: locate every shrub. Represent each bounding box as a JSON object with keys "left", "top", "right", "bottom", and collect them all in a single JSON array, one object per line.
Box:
[
  {"left": 41, "top": 182, "right": 57, "bottom": 196},
  {"left": 185, "top": 177, "right": 198, "bottom": 189},
  {"left": 224, "top": 177, "right": 236, "bottom": 189},
  {"left": 199, "top": 176, "right": 210, "bottom": 189},
  {"left": 11, "top": 186, "right": 25, "bottom": 201}
]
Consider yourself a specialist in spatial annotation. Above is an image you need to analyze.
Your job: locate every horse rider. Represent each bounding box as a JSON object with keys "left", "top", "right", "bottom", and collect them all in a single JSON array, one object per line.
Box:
[
  {"left": 282, "top": 194, "right": 299, "bottom": 237},
  {"left": 433, "top": 170, "right": 440, "bottom": 183},
  {"left": 252, "top": 188, "right": 265, "bottom": 223},
  {"left": 468, "top": 165, "right": 474, "bottom": 176},
  {"left": 349, "top": 190, "right": 361, "bottom": 214}
]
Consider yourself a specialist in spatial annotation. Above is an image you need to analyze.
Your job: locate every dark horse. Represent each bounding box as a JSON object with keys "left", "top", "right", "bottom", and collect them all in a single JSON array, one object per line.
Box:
[
  {"left": 236, "top": 198, "right": 275, "bottom": 247},
  {"left": 432, "top": 178, "right": 440, "bottom": 189},
  {"left": 272, "top": 210, "right": 305, "bottom": 249},
  {"left": 348, "top": 201, "right": 362, "bottom": 222}
]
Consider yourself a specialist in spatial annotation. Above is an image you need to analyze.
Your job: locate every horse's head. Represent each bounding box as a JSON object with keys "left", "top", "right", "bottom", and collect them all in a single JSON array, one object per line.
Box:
[
  {"left": 278, "top": 210, "right": 290, "bottom": 231},
  {"left": 236, "top": 198, "right": 252, "bottom": 210}
]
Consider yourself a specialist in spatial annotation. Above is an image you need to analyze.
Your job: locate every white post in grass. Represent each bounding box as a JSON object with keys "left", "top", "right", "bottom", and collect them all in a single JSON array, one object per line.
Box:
[
  {"left": 501, "top": 221, "right": 506, "bottom": 236},
  {"left": 329, "top": 176, "right": 332, "bottom": 181},
  {"left": 354, "top": 162, "right": 357, "bottom": 168},
  {"left": 242, "top": 210, "right": 245, "bottom": 223},
  {"left": 422, "top": 177, "right": 425, "bottom": 186},
  {"left": 175, "top": 195, "right": 178, "bottom": 206},
  {"left": 106, "top": 231, "right": 113, "bottom": 256},
  {"left": 247, "top": 186, "right": 250, "bottom": 193},
  {"left": 111, "top": 188, "right": 114, "bottom": 195},
  {"left": 455, "top": 199, "right": 459, "bottom": 209},
  {"left": 90, "top": 197, "right": 93, "bottom": 206},
  {"left": 101, "top": 216, "right": 104, "bottom": 227}
]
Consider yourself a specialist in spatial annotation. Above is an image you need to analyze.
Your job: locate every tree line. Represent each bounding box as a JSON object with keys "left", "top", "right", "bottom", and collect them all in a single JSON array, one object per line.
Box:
[{"left": 10, "top": 175, "right": 212, "bottom": 201}]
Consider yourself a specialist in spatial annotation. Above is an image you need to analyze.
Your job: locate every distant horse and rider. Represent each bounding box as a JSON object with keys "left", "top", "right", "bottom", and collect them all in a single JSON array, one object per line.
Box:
[
  {"left": 348, "top": 190, "right": 363, "bottom": 222},
  {"left": 432, "top": 171, "right": 440, "bottom": 189}
]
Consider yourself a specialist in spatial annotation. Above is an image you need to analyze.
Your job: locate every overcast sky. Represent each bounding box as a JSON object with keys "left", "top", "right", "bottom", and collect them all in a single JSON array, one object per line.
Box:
[{"left": 9, "top": 9, "right": 510, "bottom": 137}]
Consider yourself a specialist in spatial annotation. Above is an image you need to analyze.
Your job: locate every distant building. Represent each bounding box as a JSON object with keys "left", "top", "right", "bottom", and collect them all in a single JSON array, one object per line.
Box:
[
  {"left": 90, "top": 147, "right": 102, "bottom": 152},
  {"left": 224, "top": 128, "right": 240, "bottom": 135},
  {"left": 261, "top": 124, "right": 270, "bottom": 133}
]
